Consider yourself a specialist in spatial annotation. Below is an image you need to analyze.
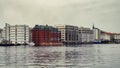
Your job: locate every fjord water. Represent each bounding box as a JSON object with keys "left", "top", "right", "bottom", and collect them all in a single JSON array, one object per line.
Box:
[{"left": 0, "top": 44, "right": 120, "bottom": 68}]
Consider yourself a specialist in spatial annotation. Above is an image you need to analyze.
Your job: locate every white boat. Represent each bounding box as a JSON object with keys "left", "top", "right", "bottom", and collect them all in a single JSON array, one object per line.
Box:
[{"left": 28, "top": 42, "right": 35, "bottom": 46}]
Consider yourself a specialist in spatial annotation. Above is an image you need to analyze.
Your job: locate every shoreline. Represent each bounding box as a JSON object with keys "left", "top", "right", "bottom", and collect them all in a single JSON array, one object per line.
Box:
[{"left": 0, "top": 42, "right": 119, "bottom": 46}]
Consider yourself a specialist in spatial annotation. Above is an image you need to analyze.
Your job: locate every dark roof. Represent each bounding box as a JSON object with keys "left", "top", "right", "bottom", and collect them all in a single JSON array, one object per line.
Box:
[{"left": 32, "top": 25, "right": 57, "bottom": 31}]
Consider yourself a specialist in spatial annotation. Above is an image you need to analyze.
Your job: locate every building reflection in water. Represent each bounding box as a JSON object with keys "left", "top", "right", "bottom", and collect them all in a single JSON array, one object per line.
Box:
[
  {"left": 28, "top": 45, "right": 98, "bottom": 68},
  {"left": 1, "top": 45, "right": 104, "bottom": 68},
  {"left": 28, "top": 46, "right": 66, "bottom": 68},
  {"left": 3, "top": 46, "right": 28, "bottom": 68}
]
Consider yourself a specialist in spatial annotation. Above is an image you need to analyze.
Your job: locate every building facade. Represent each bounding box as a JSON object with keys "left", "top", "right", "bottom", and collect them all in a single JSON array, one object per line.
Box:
[
  {"left": 0, "top": 29, "right": 3, "bottom": 43},
  {"left": 2, "top": 23, "right": 30, "bottom": 44},
  {"left": 101, "top": 32, "right": 111, "bottom": 41},
  {"left": 31, "top": 25, "right": 61, "bottom": 46},
  {"left": 100, "top": 31, "right": 111, "bottom": 43},
  {"left": 78, "top": 27, "right": 93, "bottom": 43},
  {"left": 113, "top": 33, "right": 120, "bottom": 43},
  {"left": 56, "top": 25, "right": 79, "bottom": 44},
  {"left": 93, "top": 26, "right": 101, "bottom": 43},
  {"left": 0, "top": 29, "right": 2, "bottom": 38}
]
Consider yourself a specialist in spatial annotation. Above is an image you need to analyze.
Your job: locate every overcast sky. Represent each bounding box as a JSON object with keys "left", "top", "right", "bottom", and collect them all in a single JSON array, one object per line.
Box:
[{"left": 0, "top": 0, "right": 120, "bottom": 32}]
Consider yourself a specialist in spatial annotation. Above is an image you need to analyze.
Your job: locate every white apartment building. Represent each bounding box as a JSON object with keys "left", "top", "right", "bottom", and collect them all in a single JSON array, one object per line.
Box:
[
  {"left": 56, "top": 25, "right": 79, "bottom": 44},
  {"left": 78, "top": 27, "right": 93, "bottom": 43},
  {"left": 113, "top": 34, "right": 120, "bottom": 43},
  {"left": 93, "top": 26, "right": 101, "bottom": 43},
  {"left": 114, "top": 34, "right": 120, "bottom": 40},
  {"left": 2, "top": 23, "right": 30, "bottom": 44},
  {"left": 100, "top": 32, "right": 111, "bottom": 41}
]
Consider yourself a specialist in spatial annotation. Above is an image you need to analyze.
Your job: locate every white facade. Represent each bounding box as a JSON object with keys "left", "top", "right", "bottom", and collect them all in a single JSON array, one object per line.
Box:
[
  {"left": 101, "top": 32, "right": 111, "bottom": 41},
  {"left": 56, "top": 25, "right": 79, "bottom": 44},
  {"left": 78, "top": 27, "right": 93, "bottom": 43},
  {"left": 93, "top": 28, "right": 101, "bottom": 42},
  {"left": 2, "top": 23, "right": 30, "bottom": 44},
  {"left": 114, "top": 34, "right": 120, "bottom": 40},
  {"left": 113, "top": 34, "right": 120, "bottom": 43}
]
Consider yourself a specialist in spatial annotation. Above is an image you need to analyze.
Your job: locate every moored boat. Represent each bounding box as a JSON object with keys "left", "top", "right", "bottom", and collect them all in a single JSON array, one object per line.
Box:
[{"left": 28, "top": 42, "right": 35, "bottom": 46}]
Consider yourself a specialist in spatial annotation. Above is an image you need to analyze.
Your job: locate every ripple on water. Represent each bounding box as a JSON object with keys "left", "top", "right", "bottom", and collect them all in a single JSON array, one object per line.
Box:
[{"left": 0, "top": 44, "right": 120, "bottom": 68}]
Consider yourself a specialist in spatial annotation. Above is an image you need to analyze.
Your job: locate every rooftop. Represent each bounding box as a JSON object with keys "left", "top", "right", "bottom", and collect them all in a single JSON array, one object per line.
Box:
[{"left": 33, "top": 25, "right": 58, "bottom": 31}]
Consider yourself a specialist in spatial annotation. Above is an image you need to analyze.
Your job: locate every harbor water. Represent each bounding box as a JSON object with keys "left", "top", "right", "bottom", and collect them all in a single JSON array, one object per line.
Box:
[{"left": 0, "top": 44, "right": 120, "bottom": 68}]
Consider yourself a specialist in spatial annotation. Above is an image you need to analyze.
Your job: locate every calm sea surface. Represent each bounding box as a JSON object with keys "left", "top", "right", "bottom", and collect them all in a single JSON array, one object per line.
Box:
[{"left": 0, "top": 44, "right": 120, "bottom": 68}]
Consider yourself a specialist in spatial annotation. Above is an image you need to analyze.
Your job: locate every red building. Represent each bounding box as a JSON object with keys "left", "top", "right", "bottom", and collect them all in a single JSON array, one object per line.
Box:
[{"left": 31, "top": 25, "right": 61, "bottom": 46}]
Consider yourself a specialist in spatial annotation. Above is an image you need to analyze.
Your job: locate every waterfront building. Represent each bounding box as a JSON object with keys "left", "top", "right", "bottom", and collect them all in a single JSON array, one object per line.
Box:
[
  {"left": 0, "top": 29, "right": 3, "bottom": 43},
  {"left": 2, "top": 23, "right": 30, "bottom": 44},
  {"left": 92, "top": 25, "right": 120, "bottom": 44},
  {"left": 100, "top": 31, "right": 111, "bottom": 43},
  {"left": 56, "top": 25, "right": 79, "bottom": 44},
  {"left": 29, "top": 27, "right": 32, "bottom": 42},
  {"left": 78, "top": 27, "right": 93, "bottom": 43},
  {"left": 0, "top": 29, "right": 2, "bottom": 38},
  {"left": 93, "top": 25, "right": 101, "bottom": 43},
  {"left": 113, "top": 33, "right": 120, "bottom": 43},
  {"left": 31, "top": 25, "right": 61, "bottom": 46}
]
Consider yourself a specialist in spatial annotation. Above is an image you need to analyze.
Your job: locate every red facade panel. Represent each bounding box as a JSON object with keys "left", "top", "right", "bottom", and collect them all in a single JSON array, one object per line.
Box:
[{"left": 32, "top": 28, "right": 61, "bottom": 46}]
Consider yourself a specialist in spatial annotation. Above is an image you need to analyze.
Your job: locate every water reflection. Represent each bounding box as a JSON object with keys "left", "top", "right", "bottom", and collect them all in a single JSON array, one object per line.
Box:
[
  {"left": 28, "top": 47, "right": 66, "bottom": 68},
  {"left": 0, "top": 46, "right": 28, "bottom": 68},
  {"left": 0, "top": 44, "right": 120, "bottom": 68},
  {"left": 28, "top": 46, "right": 97, "bottom": 68}
]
